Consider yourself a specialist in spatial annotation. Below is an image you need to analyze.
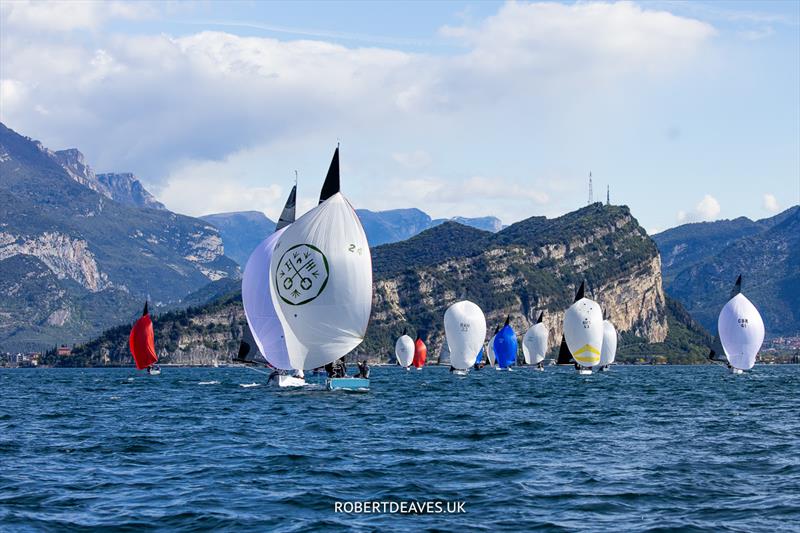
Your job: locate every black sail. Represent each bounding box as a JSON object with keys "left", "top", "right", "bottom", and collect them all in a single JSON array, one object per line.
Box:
[
  {"left": 276, "top": 185, "right": 297, "bottom": 231},
  {"left": 556, "top": 334, "right": 574, "bottom": 365},
  {"left": 318, "top": 147, "right": 340, "bottom": 204}
]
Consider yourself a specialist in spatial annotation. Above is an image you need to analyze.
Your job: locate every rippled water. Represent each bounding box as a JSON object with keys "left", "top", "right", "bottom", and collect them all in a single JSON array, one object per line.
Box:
[{"left": 1, "top": 365, "right": 799, "bottom": 531}]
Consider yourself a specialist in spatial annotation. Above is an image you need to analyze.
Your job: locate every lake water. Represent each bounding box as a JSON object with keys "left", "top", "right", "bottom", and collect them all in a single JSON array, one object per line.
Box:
[{"left": 1, "top": 365, "right": 799, "bottom": 531}]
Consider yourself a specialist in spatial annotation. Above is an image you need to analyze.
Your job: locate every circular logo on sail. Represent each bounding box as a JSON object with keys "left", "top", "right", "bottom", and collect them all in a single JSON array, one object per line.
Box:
[{"left": 275, "top": 244, "right": 329, "bottom": 305}]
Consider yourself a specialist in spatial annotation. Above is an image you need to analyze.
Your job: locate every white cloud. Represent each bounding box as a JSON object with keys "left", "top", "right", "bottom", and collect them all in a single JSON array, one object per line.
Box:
[
  {"left": 762, "top": 193, "right": 780, "bottom": 213},
  {"left": 677, "top": 194, "right": 721, "bottom": 223},
  {"left": 0, "top": 0, "right": 155, "bottom": 32},
  {"left": 392, "top": 150, "right": 432, "bottom": 170},
  {"left": 0, "top": 1, "right": 719, "bottom": 221},
  {"left": 441, "top": 2, "right": 715, "bottom": 81}
]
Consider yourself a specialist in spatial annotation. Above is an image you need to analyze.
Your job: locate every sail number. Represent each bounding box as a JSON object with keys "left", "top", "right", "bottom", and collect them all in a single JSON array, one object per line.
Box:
[
  {"left": 738, "top": 318, "right": 749, "bottom": 328},
  {"left": 348, "top": 244, "right": 364, "bottom": 255}
]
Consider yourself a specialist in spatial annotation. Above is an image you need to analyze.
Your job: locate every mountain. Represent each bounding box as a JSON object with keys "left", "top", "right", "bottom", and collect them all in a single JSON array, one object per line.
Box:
[
  {"left": 200, "top": 211, "right": 276, "bottom": 267},
  {"left": 202, "top": 207, "right": 504, "bottom": 266},
  {"left": 654, "top": 206, "right": 800, "bottom": 336},
  {"left": 0, "top": 122, "right": 238, "bottom": 351},
  {"left": 66, "top": 203, "right": 711, "bottom": 367},
  {"left": 51, "top": 149, "right": 165, "bottom": 210}
]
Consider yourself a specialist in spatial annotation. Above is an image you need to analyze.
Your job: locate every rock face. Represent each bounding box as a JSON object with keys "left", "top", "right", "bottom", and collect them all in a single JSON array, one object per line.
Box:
[
  {"left": 69, "top": 203, "right": 683, "bottom": 366},
  {"left": 654, "top": 206, "right": 800, "bottom": 336},
  {"left": 51, "top": 148, "right": 165, "bottom": 210},
  {"left": 364, "top": 204, "right": 668, "bottom": 359},
  {"left": 96, "top": 173, "right": 166, "bottom": 210},
  {"left": 0, "top": 122, "right": 238, "bottom": 351},
  {"left": 200, "top": 211, "right": 277, "bottom": 267}
]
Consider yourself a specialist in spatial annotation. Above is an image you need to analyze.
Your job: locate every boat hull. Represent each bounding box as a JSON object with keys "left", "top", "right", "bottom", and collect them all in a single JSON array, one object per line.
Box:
[
  {"left": 452, "top": 369, "right": 469, "bottom": 376},
  {"left": 326, "top": 378, "right": 369, "bottom": 391},
  {"left": 577, "top": 368, "right": 592, "bottom": 375},
  {"left": 271, "top": 375, "right": 307, "bottom": 388},
  {"left": 730, "top": 367, "right": 745, "bottom": 375}
]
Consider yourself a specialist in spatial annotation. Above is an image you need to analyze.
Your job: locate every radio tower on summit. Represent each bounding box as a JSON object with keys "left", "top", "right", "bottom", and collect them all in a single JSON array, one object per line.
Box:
[
  {"left": 607, "top": 184, "right": 610, "bottom": 206},
  {"left": 588, "top": 171, "right": 593, "bottom": 205}
]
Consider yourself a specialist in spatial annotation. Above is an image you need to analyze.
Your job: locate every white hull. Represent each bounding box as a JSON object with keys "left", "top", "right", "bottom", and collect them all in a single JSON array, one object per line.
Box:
[
  {"left": 535, "top": 366, "right": 544, "bottom": 372},
  {"left": 730, "top": 367, "right": 745, "bottom": 375},
  {"left": 415, "top": 367, "right": 422, "bottom": 371},
  {"left": 577, "top": 368, "right": 592, "bottom": 375},
  {"left": 270, "top": 375, "right": 307, "bottom": 388},
  {"left": 452, "top": 369, "right": 469, "bottom": 376}
]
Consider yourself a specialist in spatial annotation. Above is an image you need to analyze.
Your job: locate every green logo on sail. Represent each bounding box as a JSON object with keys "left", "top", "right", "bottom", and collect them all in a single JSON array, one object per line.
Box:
[{"left": 276, "top": 244, "right": 329, "bottom": 305}]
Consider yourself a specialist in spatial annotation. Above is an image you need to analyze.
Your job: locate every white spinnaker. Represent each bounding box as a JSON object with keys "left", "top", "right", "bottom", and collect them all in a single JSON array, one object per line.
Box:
[
  {"left": 563, "top": 297, "right": 603, "bottom": 367},
  {"left": 487, "top": 335, "right": 497, "bottom": 366},
  {"left": 718, "top": 293, "right": 765, "bottom": 370},
  {"left": 444, "top": 301, "right": 487, "bottom": 370},
  {"left": 395, "top": 335, "right": 415, "bottom": 367},
  {"left": 242, "top": 228, "right": 293, "bottom": 370},
  {"left": 271, "top": 193, "right": 372, "bottom": 370},
  {"left": 523, "top": 323, "right": 548, "bottom": 365},
  {"left": 599, "top": 320, "right": 617, "bottom": 367}
]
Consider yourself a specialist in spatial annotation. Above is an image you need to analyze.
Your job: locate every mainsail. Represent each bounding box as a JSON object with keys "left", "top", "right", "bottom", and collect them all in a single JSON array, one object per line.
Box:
[
  {"left": 556, "top": 334, "right": 573, "bottom": 365},
  {"left": 493, "top": 315, "right": 518, "bottom": 368},
  {"left": 717, "top": 275, "right": 765, "bottom": 370},
  {"left": 270, "top": 147, "right": 373, "bottom": 369},
  {"left": 599, "top": 314, "right": 617, "bottom": 367},
  {"left": 395, "top": 329, "right": 415, "bottom": 368},
  {"left": 523, "top": 311, "right": 548, "bottom": 365},
  {"left": 444, "top": 300, "right": 487, "bottom": 370},
  {"left": 563, "top": 281, "right": 603, "bottom": 367},
  {"left": 413, "top": 334, "right": 427, "bottom": 368},
  {"left": 242, "top": 186, "right": 297, "bottom": 370},
  {"left": 129, "top": 301, "right": 157, "bottom": 370}
]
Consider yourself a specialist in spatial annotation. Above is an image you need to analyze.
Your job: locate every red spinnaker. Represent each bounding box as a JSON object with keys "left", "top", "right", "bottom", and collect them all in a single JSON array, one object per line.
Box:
[
  {"left": 412, "top": 337, "right": 427, "bottom": 368},
  {"left": 129, "top": 303, "right": 157, "bottom": 370}
]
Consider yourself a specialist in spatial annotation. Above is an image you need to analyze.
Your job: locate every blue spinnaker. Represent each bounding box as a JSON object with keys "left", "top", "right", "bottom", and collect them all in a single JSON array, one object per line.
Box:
[
  {"left": 474, "top": 347, "right": 484, "bottom": 365},
  {"left": 493, "top": 322, "right": 518, "bottom": 368}
]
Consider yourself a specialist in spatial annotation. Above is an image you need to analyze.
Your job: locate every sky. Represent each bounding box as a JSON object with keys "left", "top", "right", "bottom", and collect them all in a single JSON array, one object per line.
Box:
[{"left": 1, "top": 0, "right": 798, "bottom": 233}]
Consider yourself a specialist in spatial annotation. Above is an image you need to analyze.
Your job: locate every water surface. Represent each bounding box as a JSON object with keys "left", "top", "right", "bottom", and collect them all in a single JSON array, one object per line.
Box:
[{"left": 1, "top": 366, "right": 799, "bottom": 531}]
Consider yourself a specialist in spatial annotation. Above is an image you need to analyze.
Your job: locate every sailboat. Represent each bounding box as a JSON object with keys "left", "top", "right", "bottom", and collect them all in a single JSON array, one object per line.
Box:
[
  {"left": 242, "top": 184, "right": 306, "bottom": 387},
  {"left": 563, "top": 282, "right": 603, "bottom": 375},
  {"left": 493, "top": 315, "right": 518, "bottom": 370},
  {"left": 395, "top": 328, "right": 415, "bottom": 370},
  {"left": 271, "top": 147, "right": 373, "bottom": 391},
  {"left": 487, "top": 326, "right": 499, "bottom": 368},
  {"left": 598, "top": 312, "right": 617, "bottom": 372},
  {"left": 523, "top": 311, "right": 548, "bottom": 371},
  {"left": 129, "top": 301, "right": 159, "bottom": 375},
  {"left": 444, "top": 300, "right": 487, "bottom": 376},
  {"left": 413, "top": 333, "right": 427, "bottom": 370},
  {"left": 712, "top": 275, "right": 765, "bottom": 374}
]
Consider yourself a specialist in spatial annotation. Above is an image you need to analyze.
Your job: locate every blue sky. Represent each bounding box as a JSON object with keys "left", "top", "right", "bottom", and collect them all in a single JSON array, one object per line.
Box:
[{"left": 1, "top": 0, "right": 798, "bottom": 232}]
